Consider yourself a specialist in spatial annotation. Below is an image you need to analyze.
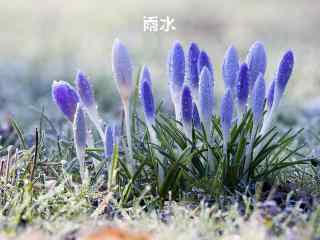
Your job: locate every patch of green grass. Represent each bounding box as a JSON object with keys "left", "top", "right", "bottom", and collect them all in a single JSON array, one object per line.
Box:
[{"left": 0, "top": 101, "right": 317, "bottom": 236}]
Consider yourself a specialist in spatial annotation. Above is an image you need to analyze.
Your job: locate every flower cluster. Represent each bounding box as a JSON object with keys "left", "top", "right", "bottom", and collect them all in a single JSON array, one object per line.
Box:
[
  {"left": 52, "top": 39, "right": 294, "bottom": 185},
  {"left": 52, "top": 72, "right": 115, "bottom": 182},
  {"left": 166, "top": 41, "right": 294, "bottom": 174}
]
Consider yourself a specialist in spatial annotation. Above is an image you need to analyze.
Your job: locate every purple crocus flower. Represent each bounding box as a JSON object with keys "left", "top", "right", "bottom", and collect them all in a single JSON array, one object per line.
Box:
[
  {"left": 267, "top": 80, "right": 275, "bottom": 110},
  {"left": 112, "top": 39, "right": 133, "bottom": 102},
  {"left": 75, "top": 70, "right": 105, "bottom": 141},
  {"left": 252, "top": 73, "right": 266, "bottom": 125},
  {"left": 73, "top": 104, "right": 87, "bottom": 149},
  {"left": 220, "top": 89, "right": 233, "bottom": 152},
  {"left": 198, "top": 50, "right": 213, "bottom": 75},
  {"left": 246, "top": 42, "right": 267, "bottom": 92},
  {"left": 261, "top": 51, "right": 294, "bottom": 135},
  {"left": 199, "top": 67, "right": 214, "bottom": 127},
  {"left": 104, "top": 125, "right": 114, "bottom": 158},
  {"left": 192, "top": 102, "right": 201, "bottom": 130},
  {"left": 140, "top": 66, "right": 155, "bottom": 125},
  {"left": 112, "top": 38, "right": 134, "bottom": 170},
  {"left": 168, "top": 41, "right": 185, "bottom": 103},
  {"left": 236, "top": 63, "right": 249, "bottom": 113},
  {"left": 52, "top": 80, "right": 79, "bottom": 122},
  {"left": 274, "top": 50, "right": 294, "bottom": 106},
  {"left": 181, "top": 86, "right": 193, "bottom": 137},
  {"left": 75, "top": 70, "right": 95, "bottom": 108},
  {"left": 222, "top": 45, "right": 239, "bottom": 91},
  {"left": 187, "top": 42, "right": 200, "bottom": 99}
]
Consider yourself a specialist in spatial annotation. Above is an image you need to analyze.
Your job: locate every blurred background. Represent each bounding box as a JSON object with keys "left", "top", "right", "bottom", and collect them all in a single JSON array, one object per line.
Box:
[{"left": 0, "top": 0, "right": 319, "bottom": 129}]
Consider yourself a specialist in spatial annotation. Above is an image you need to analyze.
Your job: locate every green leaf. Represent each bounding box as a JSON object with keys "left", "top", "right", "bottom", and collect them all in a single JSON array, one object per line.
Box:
[{"left": 108, "top": 144, "right": 120, "bottom": 189}]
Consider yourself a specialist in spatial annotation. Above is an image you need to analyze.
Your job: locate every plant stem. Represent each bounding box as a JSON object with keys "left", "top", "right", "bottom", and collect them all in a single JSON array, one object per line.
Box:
[
  {"left": 258, "top": 103, "right": 277, "bottom": 155},
  {"left": 244, "top": 124, "right": 258, "bottom": 181},
  {"left": 261, "top": 111, "right": 275, "bottom": 136},
  {"left": 123, "top": 100, "right": 134, "bottom": 173},
  {"left": 148, "top": 125, "right": 164, "bottom": 185},
  {"left": 205, "top": 122, "right": 215, "bottom": 174},
  {"left": 261, "top": 98, "right": 279, "bottom": 136},
  {"left": 183, "top": 124, "right": 192, "bottom": 140},
  {"left": 76, "top": 146, "right": 88, "bottom": 184},
  {"left": 6, "top": 145, "right": 13, "bottom": 184},
  {"left": 174, "top": 102, "right": 181, "bottom": 123},
  {"left": 223, "top": 129, "right": 229, "bottom": 157},
  {"left": 236, "top": 104, "right": 246, "bottom": 124},
  {"left": 208, "top": 140, "right": 215, "bottom": 172}
]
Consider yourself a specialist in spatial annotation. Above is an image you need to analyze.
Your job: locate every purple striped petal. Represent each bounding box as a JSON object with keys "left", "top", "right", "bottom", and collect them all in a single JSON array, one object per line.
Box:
[
  {"left": 75, "top": 70, "right": 95, "bottom": 108},
  {"left": 140, "top": 66, "right": 155, "bottom": 124},
  {"left": 252, "top": 73, "right": 266, "bottom": 124},
  {"left": 181, "top": 86, "right": 193, "bottom": 126},
  {"left": 168, "top": 41, "right": 185, "bottom": 101},
  {"left": 187, "top": 42, "right": 200, "bottom": 94},
  {"left": 267, "top": 80, "right": 275, "bottom": 110},
  {"left": 104, "top": 125, "right": 114, "bottom": 158},
  {"left": 236, "top": 63, "right": 249, "bottom": 109},
  {"left": 246, "top": 42, "right": 267, "bottom": 92},
  {"left": 52, "top": 80, "right": 80, "bottom": 122},
  {"left": 222, "top": 45, "right": 239, "bottom": 90},
  {"left": 112, "top": 39, "right": 133, "bottom": 101},
  {"left": 220, "top": 89, "right": 233, "bottom": 138},
  {"left": 140, "top": 65, "right": 152, "bottom": 86},
  {"left": 73, "top": 104, "right": 87, "bottom": 148},
  {"left": 198, "top": 50, "right": 213, "bottom": 75},
  {"left": 192, "top": 102, "right": 201, "bottom": 130},
  {"left": 276, "top": 50, "right": 294, "bottom": 97},
  {"left": 199, "top": 67, "right": 214, "bottom": 124}
]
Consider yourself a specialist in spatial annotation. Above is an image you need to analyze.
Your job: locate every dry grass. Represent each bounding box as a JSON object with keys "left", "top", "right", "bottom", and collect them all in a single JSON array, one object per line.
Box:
[{"left": 6, "top": 202, "right": 317, "bottom": 240}]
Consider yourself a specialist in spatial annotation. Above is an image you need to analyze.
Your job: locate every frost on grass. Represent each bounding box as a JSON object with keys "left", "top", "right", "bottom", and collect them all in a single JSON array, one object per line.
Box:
[
  {"left": 1, "top": 39, "right": 317, "bottom": 240},
  {"left": 12, "top": 201, "right": 317, "bottom": 240}
]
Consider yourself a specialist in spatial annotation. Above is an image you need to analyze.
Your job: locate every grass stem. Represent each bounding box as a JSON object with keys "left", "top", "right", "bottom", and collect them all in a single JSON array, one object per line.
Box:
[{"left": 123, "top": 100, "right": 134, "bottom": 173}]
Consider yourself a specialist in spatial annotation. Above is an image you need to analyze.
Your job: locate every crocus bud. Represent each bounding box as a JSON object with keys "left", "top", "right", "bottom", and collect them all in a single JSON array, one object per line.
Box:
[
  {"left": 112, "top": 39, "right": 133, "bottom": 102},
  {"left": 52, "top": 80, "right": 79, "bottom": 122},
  {"left": 73, "top": 104, "right": 87, "bottom": 149},
  {"left": 73, "top": 104, "right": 87, "bottom": 182},
  {"left": 168, "top": 41, "right": 185, "bottom": 104},
  {"left": 267, "top": 80, "right": 275, "bottom": 111},
  {"left": 187, "top": 42, "right": 200, "bottom": 99},
  {"left": 246, "top": 42, "right": 267, "bottom": 92},
  {"left": 181, "top": 86, "right": 193, "bottom": 138},
  {"left": 140, "top": 64, "right": 152, "bottom": 85},
  {"left": 274, "top": 50, "right": 294, "bottom": 107},
  {"left": 192, "top": 102, "right": 201, "bottom": 130},
  {"left": 140, "top": 66, "right": 155, "bottom": 125},
  {"left": 220, "top": 89, "right": 233, "bottom": 152},
  {"left": 236, "top": 63, "right": 249, "bottom": 113},
  {"left": 199, "top": 67, "right": 214, "bottom": 127},
  {"left": 222, "top": 46, "right": 239, "bottom": 91},
  {"left": 112, "top": 39, "right": 134, "bottom": 169},
  {"left": 252, "top": 73, "right": 266, "bottom": 125},
  {"left": 198, "top": 50, "right": 213, "bottom": 75},
  {"left": 104, "top": 125, "right": 114, "bottom": 158},
  {"left": 75, "top": 70, "right": 105, "bottom": 141},
  {"left": 75, "top": 70, "right": 95, "bottom": 108}
]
